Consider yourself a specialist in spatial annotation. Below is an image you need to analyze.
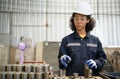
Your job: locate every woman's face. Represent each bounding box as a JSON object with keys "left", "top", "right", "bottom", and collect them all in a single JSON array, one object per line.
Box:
[{"left": 73, "top": 13, "right": 89, "bottom": 31}]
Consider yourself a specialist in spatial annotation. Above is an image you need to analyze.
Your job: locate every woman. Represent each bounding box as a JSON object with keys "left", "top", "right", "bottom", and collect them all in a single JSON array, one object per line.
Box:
[{"left": 58, "top": 1, "right": 107, "bottom": 76}]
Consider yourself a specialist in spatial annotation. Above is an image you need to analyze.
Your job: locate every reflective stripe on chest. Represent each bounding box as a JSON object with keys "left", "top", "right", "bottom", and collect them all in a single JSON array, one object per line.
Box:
[
  {"left": 67, "top": 43, "right": 81, "bottom": 47},
  {"left": 87, "top": 43, "right": 97, "bottom": 47}
]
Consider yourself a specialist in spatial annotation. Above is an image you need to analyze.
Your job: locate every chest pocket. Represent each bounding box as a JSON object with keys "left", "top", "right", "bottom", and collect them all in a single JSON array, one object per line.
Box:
[
  {"left": 67, "top": 43, "right": 81, "bottom": 53},
  {"left": 87, "top": 43, "right": 97, "bottom": 54}
]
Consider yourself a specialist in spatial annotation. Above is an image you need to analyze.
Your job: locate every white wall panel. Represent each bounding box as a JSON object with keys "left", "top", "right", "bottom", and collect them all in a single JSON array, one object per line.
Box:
[
  {"left": 0, "top": 0, "right": 120, "bottom": 47},
  {"left": 0, "top": 13, "right": 10, "bottom": 33}
]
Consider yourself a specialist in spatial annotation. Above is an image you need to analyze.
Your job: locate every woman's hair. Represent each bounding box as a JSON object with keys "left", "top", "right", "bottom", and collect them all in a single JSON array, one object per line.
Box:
[{"left": 70, "top": 13, "right": 96, "bottom": 33}]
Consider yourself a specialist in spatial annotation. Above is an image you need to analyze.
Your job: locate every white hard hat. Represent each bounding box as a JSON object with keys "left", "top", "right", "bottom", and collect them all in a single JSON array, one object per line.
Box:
[{"left": 73, "top": 1, "right": 93, "bottom": 15}]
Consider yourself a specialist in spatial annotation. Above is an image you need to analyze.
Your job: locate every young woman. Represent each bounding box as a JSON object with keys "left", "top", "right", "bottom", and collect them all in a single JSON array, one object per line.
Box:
[{"left": 58, "top": 1, "right": 107, "bottom": 76}]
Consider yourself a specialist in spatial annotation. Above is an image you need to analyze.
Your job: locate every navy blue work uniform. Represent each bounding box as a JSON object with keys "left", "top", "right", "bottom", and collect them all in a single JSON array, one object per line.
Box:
[{"left": 58, "top": 31, "right": 107, "bottom": 76}]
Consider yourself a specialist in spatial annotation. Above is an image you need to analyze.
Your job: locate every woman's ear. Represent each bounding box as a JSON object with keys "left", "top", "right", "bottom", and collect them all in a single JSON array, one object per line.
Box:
[{"left": 87, "top": 19, "right": 90, "bottom": 23}]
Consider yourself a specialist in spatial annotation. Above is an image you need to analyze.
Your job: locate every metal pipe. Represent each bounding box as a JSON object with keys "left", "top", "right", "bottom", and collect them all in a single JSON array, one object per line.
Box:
[
  {"left": 73, "top": 73, "right": 78, "bottom": 78},
  {"left": 14, "top": 72, "right": 21, "bottom": 79},
  {"left": 16, "top": 64, "right": 24, "bottom": 72},
  {"left": 21, "top": 72, "right": 28, "bottom": 79},
  {"left": 84, "top": 64, "right": 92, "bottom": 78},
  {"left": 28, "top": 72, "right": 35, "bottom": 79},
  {"left": 36, "top": 64, "right": 44, "bottom": 73},
  {"left": 24, "top": 65, "right": 32, "bottom": 72},
  {"left": 6, "top": 64, "right": 12, "bottom": 71},
  {"left": 45, "top": 0, "right": 48, "bottom": 41},
  {"left": 36, "top": 73, "right": 43, "bottom": 79},
  {"left": 6, "top": 72, "right": 14, "bottom": 79}
]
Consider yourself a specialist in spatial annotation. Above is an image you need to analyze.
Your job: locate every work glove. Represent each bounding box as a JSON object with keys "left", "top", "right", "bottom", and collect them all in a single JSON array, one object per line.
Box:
[
  {"left": 18, "top": 42, "right": 26, "bottom": 50},
  {"left": 60, "top": 55, "right": 71, "bottom": 68},
  {"left": 86, "top": 59, "right": 97, "bottom": 69}
]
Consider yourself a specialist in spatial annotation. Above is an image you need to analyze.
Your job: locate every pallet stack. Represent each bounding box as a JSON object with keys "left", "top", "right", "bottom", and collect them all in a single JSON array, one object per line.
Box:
[{"left": 0, "top": 64, "right": 53, "bottom": 79}]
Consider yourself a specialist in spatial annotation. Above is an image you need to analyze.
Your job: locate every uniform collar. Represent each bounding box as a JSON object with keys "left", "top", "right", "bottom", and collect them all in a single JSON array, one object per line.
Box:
[{"left": 73, "top": 31, "right": 91, "bottom": 39}]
